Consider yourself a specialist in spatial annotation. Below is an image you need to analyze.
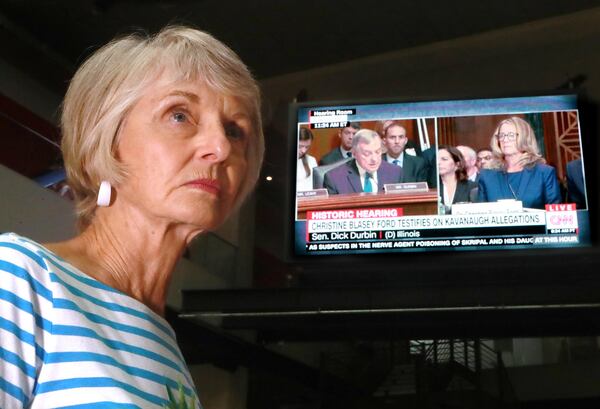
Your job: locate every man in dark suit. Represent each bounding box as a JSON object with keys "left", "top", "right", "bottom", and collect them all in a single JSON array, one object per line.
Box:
[
  {"left": 323, "top": 129, "right": 402, "bottom": 194},
  {"left": 567, "top": 158, "right": 586, "bottom": 209},
  {"left": 420, "top": 146, "right": 437, "bottom": 188},
  {"left": 382, "top": 123, "right": 427, "bottom": 183},
  {"left": 319, "top": 122, "right": 360, "bottom": 165}
]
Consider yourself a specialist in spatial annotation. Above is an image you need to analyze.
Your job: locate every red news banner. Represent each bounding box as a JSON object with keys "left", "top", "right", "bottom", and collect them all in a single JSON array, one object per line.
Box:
[{"left": 306, "top": 207, "right": 404, "bottom": 242}]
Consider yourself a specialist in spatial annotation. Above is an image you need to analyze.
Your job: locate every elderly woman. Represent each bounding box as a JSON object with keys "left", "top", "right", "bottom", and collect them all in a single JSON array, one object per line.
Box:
[
  {"left": 438, "top": 145, "right": 477, "bottom": 214},
  {"left": 477, "top": 116, "right": 560, "bottom": 209},
  {"left": 0, "top": 26, "right": 263, "bottom": 408}
]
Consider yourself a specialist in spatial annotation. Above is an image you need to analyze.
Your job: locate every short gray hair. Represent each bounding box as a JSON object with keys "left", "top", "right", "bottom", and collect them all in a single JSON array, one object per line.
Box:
[
  {"left": 457, "top": 145, "right": 477, "bottom": 162},
  {"left": 61, "top": 26, "right": 264, "bottom": 230},
  {"left": 351, "top": 129, "right": 381, "bottom": 150}
]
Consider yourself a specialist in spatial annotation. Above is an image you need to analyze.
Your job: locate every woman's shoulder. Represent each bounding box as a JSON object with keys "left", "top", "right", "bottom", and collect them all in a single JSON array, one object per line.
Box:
[
  {"left": 0, "top": 233, "right": 59, "bottom": 320},
  {"left": 0, "top": 233, "right": 88, "bottom": 299},
  {"left": 0, "top": 233, "right": 49, "bottom": 265},
  {"left": 534, "top": 162, "right": 556, "bottom": 171},
  {"left": 0, "top": 233, "right": 174, "bottom": 330},
  {"left": 528, "top": 162, "right": 557, "bottom": 176},
  {"left": 0, "top": 233, "right": 55, "bottom": 283},
  {"left": 478, "top": 168, "right": 503, "bottom": 181}
]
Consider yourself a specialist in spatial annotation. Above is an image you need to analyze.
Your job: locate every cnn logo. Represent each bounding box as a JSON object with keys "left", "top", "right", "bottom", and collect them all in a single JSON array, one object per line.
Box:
[{"left": 548, "top": 214, "right": 575, "bottom": 226}]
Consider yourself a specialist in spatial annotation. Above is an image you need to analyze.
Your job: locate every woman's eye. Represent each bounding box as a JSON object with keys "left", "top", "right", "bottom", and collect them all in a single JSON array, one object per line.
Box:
[
  {"left": 225, "top": 123, "right": 246, "bottom": 140},
  {"left": 172, "top": 112, "right": 187, "bottom": 123}
]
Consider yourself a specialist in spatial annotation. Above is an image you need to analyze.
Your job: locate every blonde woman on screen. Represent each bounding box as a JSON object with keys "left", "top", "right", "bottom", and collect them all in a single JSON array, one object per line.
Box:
[{"left": 477, "top": 116, "right": 560, "bottom": 209}]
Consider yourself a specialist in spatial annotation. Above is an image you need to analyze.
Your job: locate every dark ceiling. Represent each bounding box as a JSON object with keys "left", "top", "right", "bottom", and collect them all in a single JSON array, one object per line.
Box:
[{"left": 2, "top": 0, "right": 600, "bottom": 95}]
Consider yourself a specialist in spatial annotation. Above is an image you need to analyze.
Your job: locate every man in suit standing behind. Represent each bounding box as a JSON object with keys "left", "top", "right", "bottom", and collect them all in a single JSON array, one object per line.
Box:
[
  {"left": 382, "top": 123, "right": 427, "bottom": 183},
  {"left": 324, "top": 129, "right": 403, "bottom": 194},
  {"left": 319, "top": 122, "right": 360, "bottom": 165}
]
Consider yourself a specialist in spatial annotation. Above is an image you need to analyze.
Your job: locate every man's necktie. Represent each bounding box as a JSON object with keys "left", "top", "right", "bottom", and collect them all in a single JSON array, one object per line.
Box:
[
  {"left": 364, "top": 173, "right": 373, "bottom": 193},
  {"left": 393, "top": 159, "right": 400, "bottom": 167},
  {"left": 346, "top": 152, "right": 352, "bottom": 158}
]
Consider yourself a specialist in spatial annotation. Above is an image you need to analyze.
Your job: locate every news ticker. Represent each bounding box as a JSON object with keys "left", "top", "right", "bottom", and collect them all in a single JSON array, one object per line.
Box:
[
  {"left": 306, "top": 235, "right": 579, "bottom": 252},
  {"left": 302, "top": 205, "right": 580, "bottom": 253}
]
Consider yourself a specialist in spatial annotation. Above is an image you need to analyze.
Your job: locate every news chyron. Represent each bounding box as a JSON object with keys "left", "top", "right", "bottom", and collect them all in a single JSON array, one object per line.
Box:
[{"left": 294, "top": 94, "right": 591, "bottom": 255}]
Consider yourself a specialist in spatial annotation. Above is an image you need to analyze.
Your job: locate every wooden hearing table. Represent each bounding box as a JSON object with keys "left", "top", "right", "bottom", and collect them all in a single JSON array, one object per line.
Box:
[{"left": 297, "top": 189, "right": 439, "bottom": 219}]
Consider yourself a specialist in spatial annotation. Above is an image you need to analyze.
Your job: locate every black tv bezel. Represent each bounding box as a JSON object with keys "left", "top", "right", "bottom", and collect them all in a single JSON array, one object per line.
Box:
[{"left": 284, "top": 91, "right": 600, "bottom": 289}]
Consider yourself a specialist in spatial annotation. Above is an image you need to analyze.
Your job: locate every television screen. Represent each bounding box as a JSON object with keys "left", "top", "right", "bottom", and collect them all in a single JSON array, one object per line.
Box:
[{"left": 292, "top": 94, "right": 592, "bottom": 256}]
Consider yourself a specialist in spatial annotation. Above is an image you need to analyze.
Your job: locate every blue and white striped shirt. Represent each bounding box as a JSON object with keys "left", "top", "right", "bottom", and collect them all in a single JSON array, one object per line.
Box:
[{"left": 0, "top": 233, "right": 201, "bottom": 408}]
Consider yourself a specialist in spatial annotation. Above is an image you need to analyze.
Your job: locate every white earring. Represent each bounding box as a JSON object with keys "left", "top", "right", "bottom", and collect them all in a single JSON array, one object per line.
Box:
[{"left": 97, "top": 181, "right": 112, "bottom": 207}]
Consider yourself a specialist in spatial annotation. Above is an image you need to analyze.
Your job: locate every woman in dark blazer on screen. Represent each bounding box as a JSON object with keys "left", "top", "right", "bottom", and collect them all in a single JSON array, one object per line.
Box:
[
  {"left": 438, "top": 145, "right": 477, "bottom": 214},
  {"left": 478, "top": 117, "right": 561, "bottom": 209}
]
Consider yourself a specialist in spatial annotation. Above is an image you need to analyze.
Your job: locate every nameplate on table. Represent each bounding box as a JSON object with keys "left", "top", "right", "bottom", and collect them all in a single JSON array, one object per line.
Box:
[
  {"left": 452, "top": 200, "right": 523, "bottom": 215},
  {"left": 384, "top": 182, "right": 429, "bottom": 194},
  {"left": 297, "top": 189, "right": 329, "bottom": 198}
]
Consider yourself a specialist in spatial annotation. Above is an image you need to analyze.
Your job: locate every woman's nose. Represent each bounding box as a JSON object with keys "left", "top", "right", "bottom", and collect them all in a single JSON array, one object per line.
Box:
[{"left": 197, "top": 123, "right": 232, "bottom": 162}]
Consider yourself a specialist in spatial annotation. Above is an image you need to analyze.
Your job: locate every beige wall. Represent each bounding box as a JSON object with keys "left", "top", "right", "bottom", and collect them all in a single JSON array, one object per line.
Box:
[{"left": 0, "top": 165, "right": 76, "bottom": 241}]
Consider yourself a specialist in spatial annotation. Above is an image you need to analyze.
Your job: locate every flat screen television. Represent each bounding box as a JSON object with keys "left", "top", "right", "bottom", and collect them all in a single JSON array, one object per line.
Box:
[{"left": 290, "top": 93, "right": 596, "bottom": 265}]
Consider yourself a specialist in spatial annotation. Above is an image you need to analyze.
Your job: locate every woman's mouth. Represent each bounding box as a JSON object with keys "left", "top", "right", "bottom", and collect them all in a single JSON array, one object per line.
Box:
[{"left": 185, "top": 178, "right": 221, "bottom": 196}]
